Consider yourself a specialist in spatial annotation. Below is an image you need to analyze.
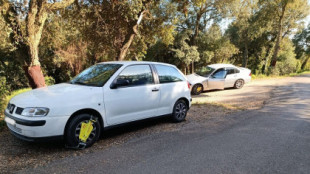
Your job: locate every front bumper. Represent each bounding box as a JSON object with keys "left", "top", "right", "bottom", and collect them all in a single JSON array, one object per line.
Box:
[
  {"left": 5, "top": 112, "right": 46, "bottom": 126},
  {"left": 9, "top": 130, "right": 63, "bottom": 142},
  {"left": 4, "top": 110, "right": 69, "bottom": 140}
]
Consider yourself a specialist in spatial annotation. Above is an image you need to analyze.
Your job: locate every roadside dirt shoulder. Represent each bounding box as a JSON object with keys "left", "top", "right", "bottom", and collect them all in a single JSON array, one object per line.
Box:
[{"left": 192, "top": 77, "right": 292, "bottom": 110}]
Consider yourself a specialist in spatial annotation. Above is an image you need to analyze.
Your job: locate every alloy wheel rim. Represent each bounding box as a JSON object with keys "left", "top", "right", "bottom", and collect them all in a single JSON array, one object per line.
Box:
[
  {"left": 197, "top": 86, "right": 202, "bottom": 93},
  {"left": 75, "top": 121, "right": 97, "bottom": 143},
  {"left": 175, "top": 102, "right": 187, "bottom": 119},
  {"left": 236, "top": 80, "right": 243, "bottom": 88}
]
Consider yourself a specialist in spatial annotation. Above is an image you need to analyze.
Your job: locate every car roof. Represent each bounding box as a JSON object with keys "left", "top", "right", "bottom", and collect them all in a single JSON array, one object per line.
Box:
[
  {"left": 208, "top": 64, "right": 236, "bottom": 69},
  {"left": 97, "top": 61, "right": 175, "bottom": 67}
]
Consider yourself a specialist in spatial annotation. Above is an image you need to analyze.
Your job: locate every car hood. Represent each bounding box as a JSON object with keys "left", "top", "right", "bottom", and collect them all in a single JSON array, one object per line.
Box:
[
  {"left": 186, "top": 74, "right": 208, "bottom": 85},
  {"left": 10, "top": 83, "right": 100, "bottom": 108}
]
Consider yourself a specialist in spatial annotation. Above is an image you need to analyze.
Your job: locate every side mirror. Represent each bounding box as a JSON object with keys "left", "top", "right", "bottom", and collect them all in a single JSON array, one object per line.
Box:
[{"left": 110, "top": 79, "right": 130, "bottom": 89}]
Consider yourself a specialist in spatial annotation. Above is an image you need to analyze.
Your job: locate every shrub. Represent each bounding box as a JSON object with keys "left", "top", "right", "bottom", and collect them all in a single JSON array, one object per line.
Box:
[
  {"left": 0, "top": 77, "right": 8, "bottom": 117},
  {"left": 45, "top": 76, "right": 55, "bottom": 86},
  {"left": 0, "top": 77, "right": 9, "bottom": 131},
  {"left": 276, "top": 56, "right": 298, "bottom": 75}
]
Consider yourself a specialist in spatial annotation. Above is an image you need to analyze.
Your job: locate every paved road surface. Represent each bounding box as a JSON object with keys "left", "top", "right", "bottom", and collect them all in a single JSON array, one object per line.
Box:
[{"left": 21, "top": 74, "right": 310, "bottom": 174}]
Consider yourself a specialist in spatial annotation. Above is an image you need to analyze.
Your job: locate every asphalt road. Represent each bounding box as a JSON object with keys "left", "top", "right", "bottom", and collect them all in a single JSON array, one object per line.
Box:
[{"left": 21, "top": 74, "right": 310, "bottom": 174}]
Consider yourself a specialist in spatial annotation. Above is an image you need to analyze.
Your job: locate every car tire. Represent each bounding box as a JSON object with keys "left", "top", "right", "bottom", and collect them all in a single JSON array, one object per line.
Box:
[
  {"left": 234, "top": 79, "right": 244, "bottom": 89},
  {"left": 65, "top": 113, "right": 101, "bottom": 149},
  {"left": 191, "top": 84, "right": 203, "bottom": 95},
  {"left": 171, "top": 100, "right": 188, "bottom": 122}
]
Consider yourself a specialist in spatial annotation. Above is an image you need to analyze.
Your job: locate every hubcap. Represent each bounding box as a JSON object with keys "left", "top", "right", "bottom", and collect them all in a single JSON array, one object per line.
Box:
[
  {"left": 75, "top": 121, "right": 97, "bottom": 143},
  {"left": 175, "top": 102, "right": 187, "bottom": 119},
  {"left": 236, "top": 80, "right": 243, "bottom": 88},
  {"left": 197, "top": 86, "right": 202, "bottom": 93}
]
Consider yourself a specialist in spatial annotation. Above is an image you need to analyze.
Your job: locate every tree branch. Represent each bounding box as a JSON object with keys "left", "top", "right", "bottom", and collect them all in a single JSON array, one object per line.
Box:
[{"left": 47, "top": 0, "right": 75, "bottom": 10}]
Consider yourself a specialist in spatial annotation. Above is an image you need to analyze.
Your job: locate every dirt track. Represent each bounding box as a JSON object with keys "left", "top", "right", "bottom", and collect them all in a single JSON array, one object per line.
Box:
[
  {"left": 0, "top": 76, "right": 302, "bottom": 173},
  {"left": 192, "top": 77, "right": 291, "bottom": 109}
]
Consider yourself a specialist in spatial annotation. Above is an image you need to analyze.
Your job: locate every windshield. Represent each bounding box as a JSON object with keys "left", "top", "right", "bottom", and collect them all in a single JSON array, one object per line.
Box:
[
  {"left": 70, "top": 64, "right": 122, "bottom": 87},
  {"left": 196, "top": 66, "right": 215, "bottom": 77}
]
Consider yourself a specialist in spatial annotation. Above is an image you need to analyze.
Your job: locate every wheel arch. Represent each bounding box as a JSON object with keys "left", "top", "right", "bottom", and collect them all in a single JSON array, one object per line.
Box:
[
  {"left": 64, "top": 108, "right": 104, "bottom": 135},
  {"left": 175, "top": 97, "right": 190, "bottom": 110}
]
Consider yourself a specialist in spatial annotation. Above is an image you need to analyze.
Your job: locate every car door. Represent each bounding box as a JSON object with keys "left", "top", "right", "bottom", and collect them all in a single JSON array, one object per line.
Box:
[
  {"left": 104, "top": 64, "right": 160, "bottom": 125},
  {"left": 224, "top": 68, "right": 237, "bottom": 88},
  {"left": 153, "top": 64, "right": 187, "bottom": 115},
  {"left": 207, "top": 68, "right": 227, "bottom": 90}
]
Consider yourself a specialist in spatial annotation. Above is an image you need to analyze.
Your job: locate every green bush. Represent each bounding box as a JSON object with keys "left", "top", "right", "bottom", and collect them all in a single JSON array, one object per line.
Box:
[
  {"left": 0, "top": 77, "right": 9, "bottom": 131},
  {"left": 0, "top": 87, "right": 32, "bottom": 131},
  {"left": 45, "top": 76, "right": 55, "bottom": 86},
  {"left": 276, "top": 56, "right": 298, "bottom": 75},
  {"left": 0, "top": 77, "right": 8, "bottom": 117},
  {"left": 1, "top": 88, "right": 31, "bottom": 117}
]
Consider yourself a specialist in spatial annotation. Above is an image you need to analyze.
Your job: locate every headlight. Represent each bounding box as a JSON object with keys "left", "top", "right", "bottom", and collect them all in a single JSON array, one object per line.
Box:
[{"left": 21, "top": 107, "right": 49, "bottom": 117}]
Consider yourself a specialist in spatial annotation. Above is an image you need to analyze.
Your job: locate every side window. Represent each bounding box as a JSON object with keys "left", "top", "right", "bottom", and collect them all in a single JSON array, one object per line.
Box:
[
  {"left": 155, "top": 65, "right": 185, "bottom": 84},
  {"left": 226, "top": 68, "right": 235, "bottom": 75},
  {"left": 212, "top": 68, "right": 227, "bottom": 79},
  {"left": 234, "top": 68, "right": 240, "bottom": 73},
  {"left": 116, "top": 65, "right": 154, "bottom": 87}
]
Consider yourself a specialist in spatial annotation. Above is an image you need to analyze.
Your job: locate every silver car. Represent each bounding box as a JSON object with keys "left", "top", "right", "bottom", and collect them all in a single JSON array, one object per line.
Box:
[{"left": 187, "top": 64, "right": 251, "bottom": 95}]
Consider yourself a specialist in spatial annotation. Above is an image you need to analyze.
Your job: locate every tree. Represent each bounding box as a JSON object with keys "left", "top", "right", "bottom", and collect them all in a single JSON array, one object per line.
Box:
[
  {"left": 228, "top": 0, "right": 259, "bottom": 67},
  {"left": 171, "top": 31, "right": 200, "bottom": 74},
  {"left": 198, "top": 24, "right": 238, "bottom": 66},
  {"left": 1, "top": 0, "right": 75, "bottom": 88},
  {"left": 173, "top": 0, "right": 238, "bottom": 72},
  {"left": 293, "top": 24, "right": 310, "bottom": 70},
  {"left": 258, "top": 0, "right": 309, "bottom": 67}
]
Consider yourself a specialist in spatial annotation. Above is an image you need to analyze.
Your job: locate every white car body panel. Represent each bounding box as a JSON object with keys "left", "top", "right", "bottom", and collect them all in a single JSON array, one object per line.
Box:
[{"left": 5, "top": 61, "right": 191, "bottom": 139}]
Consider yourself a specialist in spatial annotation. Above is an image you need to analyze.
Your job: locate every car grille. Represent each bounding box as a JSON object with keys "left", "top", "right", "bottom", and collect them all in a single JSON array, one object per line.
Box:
[
  {"left": 15, "top": 107, "right": 24, "bottom": 115},
  {"left": 7, "top": 103, "right": 24, "bottom": 115},
  {"left": 7, "top": 103, "right": 15, "bottom": 114},
  {"left": 7, "top": 123, "right": 22, "bottom": 134}
]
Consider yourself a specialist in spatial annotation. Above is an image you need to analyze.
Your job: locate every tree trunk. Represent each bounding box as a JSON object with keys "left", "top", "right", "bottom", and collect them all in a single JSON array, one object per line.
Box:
[
  {"left": 117, "top": 10, "right": 146, "bottom": 61},
  {"left": 301, "top": 56, "right": 310, "bottom": 70},
  {"left": 270, "top": 3, "right": 287, "bottom": 67},
  {"left": 117, "top": 25, "right": 138, "bottom": 61},
  {"left": 190, "top": 11, "right": 202, "bottom": 73},
  {"left": 191, "top": 61, "right": 194, "bottom": 73},
  {"left": 23, "top": 65, "right": 46, "bottom": 89},
  {"left": 242, "top": 42, "right": 248, "bottom": 67},
  {"left": 270, "top": 22, "right": 282, "bottom": 67},
  {"left": 25, "top": 0, "right": 49, "bottom": 88}
]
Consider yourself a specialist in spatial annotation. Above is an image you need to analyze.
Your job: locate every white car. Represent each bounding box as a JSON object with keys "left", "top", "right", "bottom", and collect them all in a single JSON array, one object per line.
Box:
[
  {"left": 4, "top": 61, "right": 191, "bottom": 148},
  {"left": 187, "top": 64, "right": 251, "bottom": 95}
]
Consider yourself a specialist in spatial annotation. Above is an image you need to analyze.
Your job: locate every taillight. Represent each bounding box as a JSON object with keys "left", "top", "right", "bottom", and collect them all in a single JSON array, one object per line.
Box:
[
  {"left": 187, "top": 81, "right": 191, "bottom": 89},
  {"left": 249, "top": 72, "right": 251, "bottom": 76}
]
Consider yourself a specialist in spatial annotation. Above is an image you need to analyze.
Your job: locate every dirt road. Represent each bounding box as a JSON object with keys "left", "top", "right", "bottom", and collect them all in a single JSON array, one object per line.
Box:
[{"left": 0, "top": 75, "right": 307, "bottom": 173}]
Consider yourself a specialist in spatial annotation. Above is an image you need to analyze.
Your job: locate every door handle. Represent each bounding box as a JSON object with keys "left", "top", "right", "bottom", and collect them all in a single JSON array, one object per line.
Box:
[{"left": 152, "top": 88, "right": 159, "bottom": 92}]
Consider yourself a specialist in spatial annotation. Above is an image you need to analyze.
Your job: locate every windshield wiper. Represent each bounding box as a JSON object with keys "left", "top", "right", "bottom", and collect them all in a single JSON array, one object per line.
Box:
[{"left": 71, "top": 81, "right": 89, "bottom": 86}]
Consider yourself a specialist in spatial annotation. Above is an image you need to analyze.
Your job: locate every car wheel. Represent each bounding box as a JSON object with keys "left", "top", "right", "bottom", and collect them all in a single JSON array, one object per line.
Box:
[
  {"left": 192, "top": 84, "right": 203, "bottom": 95},
  {"left": 65, "top": 113, "right": 101, "bottom": 149},
  {"left": 234, "top": 79, "right": 244, "bottom": 89},
  {"left": 172, "top": 100, "right": 188, "bottom": 122}
]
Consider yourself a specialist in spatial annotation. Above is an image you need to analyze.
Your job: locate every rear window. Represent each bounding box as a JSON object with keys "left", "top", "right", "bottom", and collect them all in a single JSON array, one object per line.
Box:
[{"left": 155, "top": 65, "right": 185, "bottom": 83}]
